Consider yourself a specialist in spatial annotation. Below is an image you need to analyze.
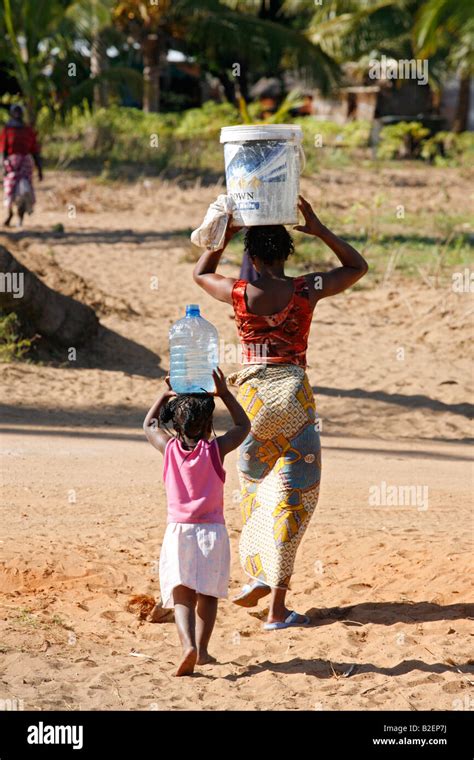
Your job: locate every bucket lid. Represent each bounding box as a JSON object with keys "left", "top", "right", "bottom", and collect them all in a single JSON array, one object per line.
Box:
[{"left": 220, "top": 124, "right": 303, "bottom": 144}]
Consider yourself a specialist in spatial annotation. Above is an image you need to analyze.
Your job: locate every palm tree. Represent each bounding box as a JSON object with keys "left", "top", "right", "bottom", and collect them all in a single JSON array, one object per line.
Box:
[
  {"left": 196, "top": 0, "right": 339, "bottom": 99},
  {"left": 113, "top": 0, "right": 171, "bottom": 113},
  {"left": 302, "top": 0, "right": 472, "bottom": 131},
  {"left": 114, "top": 0, "right": 339, "bottom": 112},
  {"left": 415, "top": 0, "right": 473, "bottom": 131},
  {"left": 1, "top": 0, "right": 73, "bottom": 123},
  {"left": 66, "top": 0, "right": 116, "bottom": 108}
]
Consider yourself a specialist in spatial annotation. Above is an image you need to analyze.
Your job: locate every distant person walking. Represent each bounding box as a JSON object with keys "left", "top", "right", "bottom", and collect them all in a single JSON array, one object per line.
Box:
[{"left": 1, "top": 105, "right": 43, "bottom": 227}]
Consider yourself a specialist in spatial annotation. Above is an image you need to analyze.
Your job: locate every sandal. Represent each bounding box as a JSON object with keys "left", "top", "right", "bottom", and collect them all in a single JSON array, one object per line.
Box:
[
  {"left": 263, "top": 611, "right": 310, "bottom": 631},
  {"left": 232, "top": 580, "right": 271, "bottom": 608}
]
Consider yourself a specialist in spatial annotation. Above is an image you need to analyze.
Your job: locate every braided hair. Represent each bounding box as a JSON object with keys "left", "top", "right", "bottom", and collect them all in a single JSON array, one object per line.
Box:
[
  {"left": 244, "top": 225, "right": 294, "bottom": 264},
  {"left": 159, "top": 393, "right": 215, "bottom": 444}
]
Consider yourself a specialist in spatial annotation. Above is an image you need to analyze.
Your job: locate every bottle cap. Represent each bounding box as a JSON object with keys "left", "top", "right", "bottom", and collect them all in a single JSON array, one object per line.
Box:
[{"left": 186, "top": 304, "right": 200, "bottom": 317}]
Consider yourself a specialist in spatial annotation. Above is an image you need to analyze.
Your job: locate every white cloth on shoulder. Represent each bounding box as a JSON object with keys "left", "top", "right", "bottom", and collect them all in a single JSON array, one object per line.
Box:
[{"left": 190, "top": 194, "right": 236, "bottom": 251}]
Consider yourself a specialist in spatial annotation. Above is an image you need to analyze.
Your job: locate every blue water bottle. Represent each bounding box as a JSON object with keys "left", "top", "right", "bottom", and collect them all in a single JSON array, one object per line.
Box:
[{"left": 169, "top": 305, "right": 219, "bottom": 393}]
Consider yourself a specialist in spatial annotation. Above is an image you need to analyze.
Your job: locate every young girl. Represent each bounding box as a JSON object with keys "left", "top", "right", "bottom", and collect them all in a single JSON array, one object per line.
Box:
[{"left": 143, "top": 367, "right": 250, "bottom": 676}]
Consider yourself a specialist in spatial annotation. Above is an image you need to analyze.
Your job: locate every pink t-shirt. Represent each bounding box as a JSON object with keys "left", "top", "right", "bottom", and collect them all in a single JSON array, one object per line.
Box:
[{"left": 163, "top": 437, "right": 226, "bottom": 524}]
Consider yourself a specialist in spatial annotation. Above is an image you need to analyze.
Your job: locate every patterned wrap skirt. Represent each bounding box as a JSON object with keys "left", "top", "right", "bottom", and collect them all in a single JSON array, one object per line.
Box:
[
  {"left": 229, "top": 364, "right": 321, "bottom": 589},
  {"left": 3, "top": 154, "right": 35, "bottom": 210}
]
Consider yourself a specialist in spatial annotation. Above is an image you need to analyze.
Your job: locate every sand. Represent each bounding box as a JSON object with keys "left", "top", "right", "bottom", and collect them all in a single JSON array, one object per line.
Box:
[{"left": 0, "top": 170, "right": 472, "bottom": 711}]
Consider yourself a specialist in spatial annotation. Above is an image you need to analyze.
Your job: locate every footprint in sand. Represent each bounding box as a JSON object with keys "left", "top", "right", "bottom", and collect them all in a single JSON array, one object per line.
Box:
[
  {"left": 348, "top": 583, "right": 372, "bottom": 591},
  {"left": 100, "top": 610, "right": 119, "bottom": 621}
]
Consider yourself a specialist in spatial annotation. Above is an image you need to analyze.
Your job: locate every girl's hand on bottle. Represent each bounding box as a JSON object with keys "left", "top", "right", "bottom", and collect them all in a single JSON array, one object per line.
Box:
[
  {"left": 163, "top": 375, "right": 177, "bottom": 397},
  {"left": 294, "top": 195, "right": 327, "bottom": 238},
  {"left": 212, "top": 367, "right": 229, "bottom": 397}
]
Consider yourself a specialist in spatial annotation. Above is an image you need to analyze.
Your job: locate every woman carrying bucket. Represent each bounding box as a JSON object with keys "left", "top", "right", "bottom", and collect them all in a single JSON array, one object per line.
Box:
[{"left": 193, "top": 195, "right": 368, "bottom": 629}]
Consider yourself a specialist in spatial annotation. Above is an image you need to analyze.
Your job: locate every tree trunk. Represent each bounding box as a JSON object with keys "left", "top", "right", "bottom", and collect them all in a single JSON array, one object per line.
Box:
[
  {"left": 218, "top": 71, "right": 236, "bottom": 104},
  {"left": 0, "top": 245, "right": 98, "bottom": 346},
  {"left": 142, "top": 33, "right": 163, "bottom": 112},
  {"left": 258, "top": 0, "right": 283, "bottom": 20},
  {"left": 90, "top": 34, "right": 109, "bottom": 109},
  {"left": 25, "top": 97, "right": 36, "bottom": 126},
  {"left": 23, "top": 74, "right": 37, "bottom": 126},
  {"left": 453, "top": 74, "right": 471, "bottom": 133},
  {"left": 238, "top": 60, "right": 249, "bottom": 102}
]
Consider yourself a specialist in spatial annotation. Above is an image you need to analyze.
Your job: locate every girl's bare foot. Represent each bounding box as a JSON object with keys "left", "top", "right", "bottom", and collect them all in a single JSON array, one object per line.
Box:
[
  {"left": 175, "top": 646, "right": 197, "bottom": 676},
  {"left": 197, "top": 651, "right": 216, "bottom": 665}
]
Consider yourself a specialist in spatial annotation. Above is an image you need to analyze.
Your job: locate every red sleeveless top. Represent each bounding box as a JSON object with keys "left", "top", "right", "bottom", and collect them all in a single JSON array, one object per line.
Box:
[
  {"left": 231, "top": 276, "right": 314, "bottom": 368},
  {"left": 0, "top": 125, "right": 40, "bottom": 156}
]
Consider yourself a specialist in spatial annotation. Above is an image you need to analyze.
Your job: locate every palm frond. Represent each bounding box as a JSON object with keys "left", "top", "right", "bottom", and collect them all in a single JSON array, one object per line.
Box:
[
  {"left": 308, "top": 0, "right": 413, "bottom": 61},
  {"left": 66, "top": 0, "right": 115, "bottom": 36},
  {"left": 186, "top": 1, "right": 341, "bottom": 92},
  {"left": 414, "top": 0, "right": 474, "bottom": 74},
  {"left": 266, "top": 89, "right": 305, "bottom": 122}
]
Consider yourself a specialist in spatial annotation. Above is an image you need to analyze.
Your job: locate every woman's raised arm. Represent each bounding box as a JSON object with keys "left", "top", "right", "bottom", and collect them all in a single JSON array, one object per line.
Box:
[
  {"left": 295, "top": 196, "right": 369, "bottom": 302},
  {"left": 193, "top": 225, "right": 240, "bottom": 304}
]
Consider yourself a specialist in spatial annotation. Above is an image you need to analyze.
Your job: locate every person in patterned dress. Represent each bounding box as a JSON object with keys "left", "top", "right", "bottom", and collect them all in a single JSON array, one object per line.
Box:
[
  {"left": 193, "top": 196, "right": 368, "bottom": 630},
  {"left": 1, "top": 105, "right": 43, "bottom": 227}
]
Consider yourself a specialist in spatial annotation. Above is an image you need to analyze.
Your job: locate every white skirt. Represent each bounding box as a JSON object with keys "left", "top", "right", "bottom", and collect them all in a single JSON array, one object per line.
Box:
[{"left": 159, "top": 522, "right": 230, "bottom": 609}]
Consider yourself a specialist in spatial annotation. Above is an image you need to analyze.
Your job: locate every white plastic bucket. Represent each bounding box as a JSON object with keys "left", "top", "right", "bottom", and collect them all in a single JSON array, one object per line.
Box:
[{"left": 220, "top": 124, "right": 304, "bottom": 226}]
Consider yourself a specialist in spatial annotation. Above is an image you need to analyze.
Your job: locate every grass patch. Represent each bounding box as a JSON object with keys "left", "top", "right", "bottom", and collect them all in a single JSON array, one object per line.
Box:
[
  {"left": 224, "top": 226, "right": 472, "bottom": 288},
  {"left": 12, "top": 608, "right": 71, "bottom": 631},
  {"left": 13, "top": 608, "right": 41, "bottom": 628}
]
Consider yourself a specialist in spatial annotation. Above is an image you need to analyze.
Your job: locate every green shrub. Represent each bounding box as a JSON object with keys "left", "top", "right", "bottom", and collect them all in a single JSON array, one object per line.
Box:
[
  {"left": 174, "top": 101, "right": 240, "bottom": 139},
  {"left": 377, "top": 121, "right": 431, "bottom": 159},
  {"left": 294, "top": 118, "right": 370, "bottom": 148},
  {"left": 0, "top": 313, "right": 33, "bottom": 362},
  {"left": 43, "top": 103, "right": 180, "bottom": 171},
  {"left": 377, "top": 121, "right": 474, "bottom": 164},
  {"left": 33, "top": 101, "right": 472, "bottom": 175},
  {"left": 291, "top": 118, "right": 371, "bottom": 173},
  {"left": 421, "top": 130, "right": 474, "bottom": 164},
  {"left": 342, "top": 120, "right": 372, "bottom": 147}
]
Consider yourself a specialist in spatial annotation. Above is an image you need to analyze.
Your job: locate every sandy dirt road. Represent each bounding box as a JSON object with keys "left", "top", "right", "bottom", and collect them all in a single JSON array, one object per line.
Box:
[{"left": 0, "top": 171, "right": 472, "bottom": 710}]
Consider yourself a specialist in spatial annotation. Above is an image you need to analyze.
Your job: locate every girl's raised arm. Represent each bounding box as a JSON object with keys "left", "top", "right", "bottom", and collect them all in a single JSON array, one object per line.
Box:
[
  {"left": 213, "top": 368, "right": 250, "bottom": 459},
  {"left": 143, "top": 381, "right": 176, "bottom": 454}
]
